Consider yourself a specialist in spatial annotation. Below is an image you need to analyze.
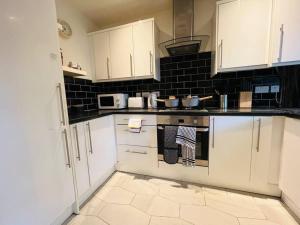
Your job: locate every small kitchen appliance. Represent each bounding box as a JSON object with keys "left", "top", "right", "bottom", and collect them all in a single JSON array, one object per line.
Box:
[
  {"left": 97, "top": 93, "right": 128, "bottom": 109},
  {"left": 128, "top": 97, "right": 144, "bottom": 108}
]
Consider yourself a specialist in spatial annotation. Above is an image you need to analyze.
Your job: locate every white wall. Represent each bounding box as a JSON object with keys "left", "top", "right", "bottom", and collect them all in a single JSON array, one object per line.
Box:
[{"left": 55, "top": 0, "right": 99, "bottom": 80}]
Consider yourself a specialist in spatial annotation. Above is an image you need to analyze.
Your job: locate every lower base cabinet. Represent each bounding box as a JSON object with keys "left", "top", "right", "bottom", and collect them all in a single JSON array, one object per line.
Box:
[
  {"left": 280, "top": 117, "right": 300, "bottom": 216},
  {"left": 70, "top": 115, "right": 117, "bottom": 205},
  {"left": 209, "top": 116, "right": 281, "bottom": 196}
]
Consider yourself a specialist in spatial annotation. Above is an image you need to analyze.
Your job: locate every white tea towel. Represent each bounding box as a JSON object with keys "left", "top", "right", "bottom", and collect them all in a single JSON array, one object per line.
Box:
[
  {"left": 128, "top": 118, "right": 142, "bottom": 133},
  {"left": 176, "top": 126, "right": 196, "bottom": 167}
]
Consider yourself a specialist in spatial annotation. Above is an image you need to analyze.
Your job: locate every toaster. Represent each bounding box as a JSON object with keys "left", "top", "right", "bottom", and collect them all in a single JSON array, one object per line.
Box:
[{"left": 128, "top": 97, "right": 144, "bottom": 108}]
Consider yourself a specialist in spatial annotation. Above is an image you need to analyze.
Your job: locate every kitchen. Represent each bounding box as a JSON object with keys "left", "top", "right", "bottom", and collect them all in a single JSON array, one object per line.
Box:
[{"left": 1, "top": 0, "right": 300, "bottom": 225}]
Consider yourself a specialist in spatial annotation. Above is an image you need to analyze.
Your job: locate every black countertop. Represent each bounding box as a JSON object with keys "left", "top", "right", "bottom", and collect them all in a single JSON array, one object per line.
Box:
[{"left": 68, "top": 108, "right": 300, "bottom": 124}]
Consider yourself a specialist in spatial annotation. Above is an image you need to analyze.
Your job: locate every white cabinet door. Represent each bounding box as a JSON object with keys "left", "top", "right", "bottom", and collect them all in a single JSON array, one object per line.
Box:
[
  {"left": 0, "top": 0, "right": 75, "bottom": 224},
  {"left": 109, "top": 26, "right": 134, "bottom": 79},
  {"left": 279, "top": 118, "right": 300, "bottom": 209},
  {"left": 117, "top": 145, "right": 157, "bottom": 175},
  {"left": 209, "top": 116, "right": 253, "bottom": 187},
  {"left": 92, "top": 32, "right": 110, "bottom": 80},
  {"left": 133, "top": 20, "right": 154, "bottom": 77},
  {"left": 272, "top": 0, "right": 300, "bottom": 65},
  {"left": 86, "top": 116, "right": 117, "bottom": 186},
  {"left": 250, "top": 117, "right": 274, "bottom": 188},
  {"left": 217, "top": 0, "right": 272, "bottom": 71},
  {"left": 217, "top": 0, "right": 240, "bottom": 70},
  {"left": 70, "top": 123, "right": 91, "bottom": 198}
]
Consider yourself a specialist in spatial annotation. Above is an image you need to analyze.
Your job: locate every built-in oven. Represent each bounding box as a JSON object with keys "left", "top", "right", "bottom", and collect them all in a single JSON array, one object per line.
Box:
[{"left": 157, "top": 115, "right": 209, "bottom": 167}]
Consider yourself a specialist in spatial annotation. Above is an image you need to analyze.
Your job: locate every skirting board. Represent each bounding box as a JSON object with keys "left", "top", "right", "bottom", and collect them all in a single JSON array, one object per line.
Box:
[{"left": 282, "top": 192, "right": 300, "bottom": 222}]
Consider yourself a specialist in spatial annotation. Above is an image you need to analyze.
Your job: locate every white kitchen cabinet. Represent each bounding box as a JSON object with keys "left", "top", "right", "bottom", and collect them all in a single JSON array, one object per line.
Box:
[
  {"left": 133, "top": 19, "right": 156, "bottom": 78},
  {"left": 116, "top": 125, "right": 157, "bottom": 148},
  {"left": 70, "top": 123, "right": 91, "bottom": 199},
  {"left": 86, "top": 116, "right": 117, "bottom": 187},
  {"left": 89, "top": 18, "right": 160, "bottom": 82},
  {"left": 109, "top": 25, "right": 134, "bottom": 79},
  {"left": 215, "top": 0, "right": 272, "bottom": 73},
  {"left": 117, "top": 145, "right": 157, "bottom": 175},
  {"left": 250, "top": 117, "right": 281, "bottom": 196},
  {"left": 92, "top": 31, "right": 111, "bottom": 80},
  {"left": 209, "top": 116, "right": 253, "bottom": 188},
  {"left": 280, "top": 118, "right": 300, "bottom": 215},
  {"left": 0, "top": 0, "right": 75, "bottom": 224},
  {"left": 271, "top": 0, "right": 300, "bottom": 66}
]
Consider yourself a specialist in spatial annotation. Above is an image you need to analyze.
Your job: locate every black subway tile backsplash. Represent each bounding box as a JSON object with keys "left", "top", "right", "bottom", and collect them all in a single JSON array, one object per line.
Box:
[{"left": 65, "top": 51, "right": 300, "bottom": 110}]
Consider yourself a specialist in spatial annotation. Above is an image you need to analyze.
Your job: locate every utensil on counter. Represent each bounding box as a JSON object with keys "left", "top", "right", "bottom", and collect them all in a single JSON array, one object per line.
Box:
[
  {"left": 155, "top": 96, "right": 179, "bottom": 108},
  {"left": 220, "top": 95, "right": 228, "bottom": 109},
  {"left": 147, "top": 92, "right": 159, "bottom": 109},
  {"left": 182, "top": 95, "right": 213, "bottom": 108}
]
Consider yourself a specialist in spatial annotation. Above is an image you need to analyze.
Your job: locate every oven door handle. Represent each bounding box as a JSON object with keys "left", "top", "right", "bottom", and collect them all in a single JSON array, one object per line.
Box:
[{"left": 196, "top": 128, "right": 209, "bottom": 132}]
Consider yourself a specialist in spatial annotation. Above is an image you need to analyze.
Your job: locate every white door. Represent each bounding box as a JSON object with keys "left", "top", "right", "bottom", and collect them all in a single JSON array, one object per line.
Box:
[
  {"left": 0, "top": 0, "right": 75, "bottom": 224},
  {"left": 279, "top": 118, "right": 300, "bottom": 209},
  {"left": 217, "top": 0, "right": 272, "bottom": 70},
  {"left": 70, "top": 123, "right": 91, "bottom": 198},
  {"left": 217, "top": 0, "right": 240, "bottom": 69},
  {"left": 86, "top": 116, "right": 117, "bottom": 186},
  {"left": 209, "top": 116, "right": 253, "bottom": 187},
  {"left": 250, "top": 117, "right": 273, "bottom": 188},
  {"left": 109, "top": 25, "right": 134, "bottom": 79},
  {"left": 92, "top": 32, "right": 110, "bottom": 80},
  {"left": 272, "top": 0, "right": 300, "bottom": 64},
  {"left": 133, "top": 20, "right": 154, "bottom": 77}
]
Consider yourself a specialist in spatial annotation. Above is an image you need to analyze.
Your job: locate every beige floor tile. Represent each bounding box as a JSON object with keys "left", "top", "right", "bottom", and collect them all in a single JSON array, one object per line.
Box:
[
  {"left": 147, "top": 196, "right": 180, "bottom": 217},
  {"left": 131, "top": 194, "right": 154, "bottom": 212},
  {"left": 180, "top": 205, "right": 239, "bottom": 225},
  {"left": 99, "top": 204, "right": 150, "bottom": 225},
  {"left": 203, "top": 187, "right": 229, "bottom": 197},
  {"left": 148, "top": 177, "right": 184, "bottom": 187},
  {"left": 67, "top": 215, "right": 107, "bottom": 225},
  {"left": 258, "top": 204, "right": 299, "bottom": 225},
  {"left": 121, "top": 178, "right": 159, "bottom": 195},
  {"left": 80, "top": 199, "right": 106, "bottom": 216},
  {"left": 160, "top": 185, "right": 205, "bottom": 205},
  {"left": 105, "top": 172, "right": 136, "bottom": 187},
  {"left": 206, "top": 191, "right": 265, "bottom": 219},
  {"left": 150, "top": 216, "right": 193, "bottom": 225},
  {"left": 100, "top": 187, "right": 135, "bottom": 204},
  {"left": 238, "top": 218, "right": 280, "bottom": 225}
]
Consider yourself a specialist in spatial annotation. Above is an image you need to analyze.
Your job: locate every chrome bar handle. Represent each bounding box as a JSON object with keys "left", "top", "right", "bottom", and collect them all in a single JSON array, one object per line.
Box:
[
  {"left": 256, "top": 118, "right": 262, "bottom": 152},
  {"left": 149, "top": 51, "right": 153, "bottom": 75},
  {"left": 278, "top": 24, "right": 284, "bottom": 62},
  {"left": 106, "top": 57, "right": 110, "bottom": 79},
  {"left": 212, "top": 117, "right": 215, "bottom": 148},
  {"left": 87, "top": 122, "right": 93, "bottom": 154},
  {"left": 130, "top": 54, "right": 133, "bottom": 76},
  {"left": 63, "top": 129, "right": 71, "bottom": 168},
  {"left": 219, "top": 40, "right": 223, "bottom": 69},
  {"left": 126, "top": 150, "right": 147, "bottom": 155},
  {"left": 74, "top": 125, "right": 81, "bottom": 161},
  {"left": 57, "top": 83, "right": 66, "bottom": 126}
]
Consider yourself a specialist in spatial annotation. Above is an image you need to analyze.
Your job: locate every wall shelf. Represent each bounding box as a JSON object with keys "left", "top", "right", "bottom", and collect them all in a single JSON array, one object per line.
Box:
[{"left": 62, "top": 66, "right": 87, "bottom": 77}]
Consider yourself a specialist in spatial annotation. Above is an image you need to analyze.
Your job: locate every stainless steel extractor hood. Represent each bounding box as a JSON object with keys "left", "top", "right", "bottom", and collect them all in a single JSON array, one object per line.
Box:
[{"left": 159, "top": 0, "right": 209, "bottom": 57}]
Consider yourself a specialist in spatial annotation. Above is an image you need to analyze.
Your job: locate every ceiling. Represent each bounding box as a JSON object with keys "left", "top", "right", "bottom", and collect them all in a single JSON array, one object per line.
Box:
[{"left": 68, "top": 0, "right": 172, "bottom": 28}]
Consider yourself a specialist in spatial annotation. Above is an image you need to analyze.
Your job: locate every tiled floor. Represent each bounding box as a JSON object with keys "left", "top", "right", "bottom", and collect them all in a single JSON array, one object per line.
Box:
[{"left": 67, "top": 172, "right": 299, "bottom": 225}]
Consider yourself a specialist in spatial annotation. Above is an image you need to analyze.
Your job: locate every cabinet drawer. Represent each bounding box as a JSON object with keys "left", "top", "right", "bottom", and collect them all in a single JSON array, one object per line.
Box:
[
  {"left": 117, "top": 145, "right": 157, "bottom": 174},
  {"left": 116, "top": 125, "right": 157, "bottom": 147},
  {"left": 115, "top": 114, "right": 157, "bottom": 126}
]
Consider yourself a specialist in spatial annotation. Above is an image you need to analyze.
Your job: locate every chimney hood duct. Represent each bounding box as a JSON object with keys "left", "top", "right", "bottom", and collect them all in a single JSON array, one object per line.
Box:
[{"left": 159, "top": 0, "right": 209, "bottom": 57}]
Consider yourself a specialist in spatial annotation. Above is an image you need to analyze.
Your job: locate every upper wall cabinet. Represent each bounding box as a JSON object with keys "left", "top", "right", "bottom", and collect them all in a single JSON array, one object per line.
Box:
[
  {"left": 89, "top": 18, "right": 160, "bottom": 82},
  {"left": 271, "top": 0, "right": 300, "bottom": 66},
  {"left": 92, "top": 31, "right": 110, "bottom": 80},
  {"left": 215, "top": 0, "right": 272, "bottom": 73}
]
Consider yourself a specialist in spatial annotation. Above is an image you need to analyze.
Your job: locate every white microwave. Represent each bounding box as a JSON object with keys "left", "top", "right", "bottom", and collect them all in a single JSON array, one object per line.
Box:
[{"left": 97, "top": 93, "right": 128, "bottom": 109}]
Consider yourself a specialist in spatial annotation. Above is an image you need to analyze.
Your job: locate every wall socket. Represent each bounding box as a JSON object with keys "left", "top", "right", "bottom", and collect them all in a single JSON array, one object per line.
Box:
[{"left": 255, "top": 86, "right": 269, "bottom": 93}]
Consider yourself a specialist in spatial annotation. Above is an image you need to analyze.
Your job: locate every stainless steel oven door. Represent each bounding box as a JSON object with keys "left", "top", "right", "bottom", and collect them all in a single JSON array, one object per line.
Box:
[{"left": 157, "top": 125, "right": 209, "bottom": 167}]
